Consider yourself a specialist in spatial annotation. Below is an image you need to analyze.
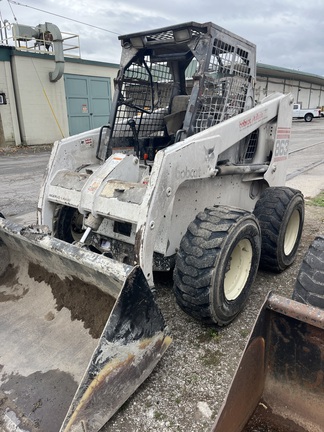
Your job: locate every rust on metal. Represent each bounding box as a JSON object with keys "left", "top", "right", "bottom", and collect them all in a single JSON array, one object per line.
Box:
[
  {"left": 64, "top": 353, "right": 137, "bottom": 431},
  {"left": 267, "top": 293, "right": 324, "bottom": 329},
  {"left": 212, "top": 336, "right": 266, "bottom": 432},
  {"left": 212, "top": 293, "right": 324, "bottom": 432},
  {"left": 64, "top": 335, "right": 172, "bottom": 431}
]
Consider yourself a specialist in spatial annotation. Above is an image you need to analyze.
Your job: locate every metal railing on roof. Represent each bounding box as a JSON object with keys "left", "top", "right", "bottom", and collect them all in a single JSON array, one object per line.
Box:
[{"left": 0, "top": 21, "right": 81, "bottom": 58}]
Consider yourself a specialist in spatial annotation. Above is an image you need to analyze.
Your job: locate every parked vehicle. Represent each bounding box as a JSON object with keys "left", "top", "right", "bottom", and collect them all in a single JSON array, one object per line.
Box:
[{"left": 292, "top": 103, "right": 321, "bottom": 122}]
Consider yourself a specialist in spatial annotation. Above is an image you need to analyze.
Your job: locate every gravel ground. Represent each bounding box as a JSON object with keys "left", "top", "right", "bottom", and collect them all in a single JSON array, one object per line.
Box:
[{"left": 103, "top": 203, "right": 324, "bottom": 432}]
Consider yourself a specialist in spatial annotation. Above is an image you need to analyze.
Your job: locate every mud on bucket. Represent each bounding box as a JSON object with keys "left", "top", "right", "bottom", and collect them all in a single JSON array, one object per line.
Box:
[{"left": 0, "top": 218, "right": 171, "bottom": 432}]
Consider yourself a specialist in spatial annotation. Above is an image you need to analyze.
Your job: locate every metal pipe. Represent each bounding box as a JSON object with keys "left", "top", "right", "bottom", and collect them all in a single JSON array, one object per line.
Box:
[{"left": 216, "top": 164, "right": 269, "bottom": 176}]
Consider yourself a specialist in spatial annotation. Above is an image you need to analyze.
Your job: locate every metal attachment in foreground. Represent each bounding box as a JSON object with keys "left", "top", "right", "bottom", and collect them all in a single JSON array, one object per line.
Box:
[
  {"left": 212, "top": 292, "right": 324, "bottom": 432},
  {"left": 0, "top": 218, "right": 171, "bottom": 432}
]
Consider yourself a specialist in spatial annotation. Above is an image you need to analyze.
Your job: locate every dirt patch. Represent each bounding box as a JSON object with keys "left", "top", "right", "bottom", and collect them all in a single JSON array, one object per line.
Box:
[
  {"left": 0, "top": 369, "right": 78, "bottom": 432},
  {"left": 28, "top": 262, "right": 115, "bottom": 338},
  {"left": 0, "top": 264, "right": 19, "bottom": 289},
  {"left": 0, "top": 144, "right": 53, "bottom": 156},
  {"left": 244, "top": 400, "right": 306, "bottom": 432},
  {"left": 0, "top": 264, "right": 29, "bottom": 302}
]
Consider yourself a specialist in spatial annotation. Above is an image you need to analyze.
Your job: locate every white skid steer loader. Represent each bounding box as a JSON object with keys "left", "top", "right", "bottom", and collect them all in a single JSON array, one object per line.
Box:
[{"left": 0, "top": 22, "right": 304, "bottom": 431}]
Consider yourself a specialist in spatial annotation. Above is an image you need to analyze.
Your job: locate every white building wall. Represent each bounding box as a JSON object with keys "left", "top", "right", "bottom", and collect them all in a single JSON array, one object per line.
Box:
[
  {"left": 11, "top": 55, "right": 69, "bottom": 145},
  {"left": 0, "top": 60, "right": 21, "bottom": 145},
  {"left": 256, "top": 75, "right": 324, "bottom": 108},
  {"left": 298, "top": 83, "right": 311, "bottom": 107},
  {"left": 287, "top": 81, "right": 300, "bottom": 104},
  {"left": 309, "top": 84, "right": 321, "bottom": 108},
  {"left": 10, "top": 54, "right": 118, "bottom": 145}
]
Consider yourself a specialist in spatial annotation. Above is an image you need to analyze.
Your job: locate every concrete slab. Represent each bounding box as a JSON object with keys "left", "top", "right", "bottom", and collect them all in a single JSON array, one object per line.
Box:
[{"left": 286, "top": 163, "right": 324, "bottom": 199}]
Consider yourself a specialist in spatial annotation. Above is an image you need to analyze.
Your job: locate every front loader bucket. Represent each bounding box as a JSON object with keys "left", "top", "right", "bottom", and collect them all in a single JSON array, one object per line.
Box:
[
  {"left": 212, "top": 293, "right": 324, "bottom": 432},
  {"left": 0, "top": 218, "right": 171, "bottom": 432}
]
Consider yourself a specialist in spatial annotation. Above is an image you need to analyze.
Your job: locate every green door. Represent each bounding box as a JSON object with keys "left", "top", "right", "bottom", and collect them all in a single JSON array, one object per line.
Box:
[{"left": 64, "top": 74, "right": 112, "bottom": 136}]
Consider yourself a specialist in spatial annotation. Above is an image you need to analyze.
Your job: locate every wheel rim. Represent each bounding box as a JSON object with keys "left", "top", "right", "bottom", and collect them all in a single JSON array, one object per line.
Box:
[
  {"left": 284, "top": 209, "right": 300, "bottom": 256},
  {"left": 224, "top": 239, "right": 253, "bottom": 301}
]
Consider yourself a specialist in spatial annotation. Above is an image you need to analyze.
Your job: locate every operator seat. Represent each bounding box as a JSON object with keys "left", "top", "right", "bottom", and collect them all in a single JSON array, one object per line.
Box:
[{"left": 164, "top": 95, "right": 190, "bottom": 136}]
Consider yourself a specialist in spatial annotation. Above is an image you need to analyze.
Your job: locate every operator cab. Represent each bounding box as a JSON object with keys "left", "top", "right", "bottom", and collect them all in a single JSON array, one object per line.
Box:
[{"left": 96, "top": 22, "right": 255, "bottom": 163}]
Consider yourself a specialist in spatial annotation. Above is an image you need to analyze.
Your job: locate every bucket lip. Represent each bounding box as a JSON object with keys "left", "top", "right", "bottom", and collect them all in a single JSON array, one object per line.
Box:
[
  {"left": 0, "top": 218, "right": 134, "bottom": 299},
  {"left": 0, "top": 217, "right": 133, "bottom": 272}
]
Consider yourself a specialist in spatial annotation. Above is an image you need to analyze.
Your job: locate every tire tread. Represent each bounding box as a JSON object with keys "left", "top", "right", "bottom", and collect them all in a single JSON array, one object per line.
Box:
[
  {"left": 293, "top": 236, "right": 324, "bottom": 308},
  {"left": 174, "top": 206, "right": 259, "bottom": 325},
  {"left": 254, "top": 187, "right": 304, "bottom": 272}
]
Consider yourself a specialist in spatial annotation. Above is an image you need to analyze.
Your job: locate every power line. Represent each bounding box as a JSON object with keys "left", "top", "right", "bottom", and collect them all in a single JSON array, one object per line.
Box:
[
  {"left": 7, "top": 0, "right": 119, "bottom": 35},
  {"left": 6, "top": 0, "right": 18, "bottom": 23}
]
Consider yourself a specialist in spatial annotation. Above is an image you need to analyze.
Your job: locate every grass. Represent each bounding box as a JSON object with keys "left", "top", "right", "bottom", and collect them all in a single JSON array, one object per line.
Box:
[
  {"left": 154, "top": 411, "right": 164, "bottom": 420},
  {"left": 197, "top": 328, "right": 222, "bottom": 344},
  {"left": 308, "top": 191, "right": 324, "bottom": 207},
  {"left": 239, "top": 328, "right": 250, "bottom": 338},
  {"left": 187, "top": 374, "right": 199, "bottom": 384},
  {"left": 201, "top": 348, "right": 223, "bottom": 367}
]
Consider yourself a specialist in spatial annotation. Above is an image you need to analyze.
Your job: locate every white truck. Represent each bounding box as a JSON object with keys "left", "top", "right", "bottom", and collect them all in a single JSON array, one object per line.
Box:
[{"left": 292, "top": 103, "right": 321, "bottom": 122}]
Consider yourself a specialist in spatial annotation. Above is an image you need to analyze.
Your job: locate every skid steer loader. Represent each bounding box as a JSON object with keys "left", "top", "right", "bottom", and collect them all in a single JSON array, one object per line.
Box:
[{"left": 0, "top": 22, "right": 304, "bottom": 431}]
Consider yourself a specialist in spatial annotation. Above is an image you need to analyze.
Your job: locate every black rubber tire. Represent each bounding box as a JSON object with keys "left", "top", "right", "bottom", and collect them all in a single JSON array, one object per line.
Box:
[
  {"left": 52, "top": 205, "right": 85, "bottom": 243},
  {"left": 173, "top": 206, "right": 261, "bottom": 326},
  {"left": 292, "top": 235, "right": 324, "bottom": 308},
  {"left": 304, "top": 113, "right": 313, "bottom": 122},
  {"left": 254, "top": 187, "right": 304, "bottom": 272}
]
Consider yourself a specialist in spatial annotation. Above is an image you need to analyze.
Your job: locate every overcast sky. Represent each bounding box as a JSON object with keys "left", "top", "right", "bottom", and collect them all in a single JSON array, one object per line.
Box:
[{"left": 1, "top": 0, "right": 324, "bottom": 76}]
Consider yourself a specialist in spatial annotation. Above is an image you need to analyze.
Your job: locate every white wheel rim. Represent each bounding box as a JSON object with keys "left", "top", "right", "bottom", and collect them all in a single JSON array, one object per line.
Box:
[
  {"left": 224, "top": 239, "right": 253, "bottom": 301},
  {"left": 284, "top": 209, "right": 300, "bottom": 256}
]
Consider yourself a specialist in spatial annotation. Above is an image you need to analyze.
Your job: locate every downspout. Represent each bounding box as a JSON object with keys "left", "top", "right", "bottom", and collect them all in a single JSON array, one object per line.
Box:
[{"left": 36, "top": 23, "right": 64, "bottom": 82}]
